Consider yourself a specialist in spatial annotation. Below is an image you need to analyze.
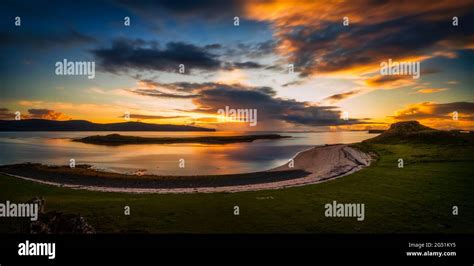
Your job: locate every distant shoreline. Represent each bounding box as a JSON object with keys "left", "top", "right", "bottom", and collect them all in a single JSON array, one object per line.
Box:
[
  {"left": 0, "top": 144, "right": 374, "bottom": 193},
  {"left": 0, "top": 119, "right": 215, "bottom": 132}
]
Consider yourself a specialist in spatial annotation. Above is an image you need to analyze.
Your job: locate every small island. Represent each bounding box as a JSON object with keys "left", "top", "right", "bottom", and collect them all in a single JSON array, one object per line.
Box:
[{"left": 73, "top": 133, "right": 291, "bottom": 145}]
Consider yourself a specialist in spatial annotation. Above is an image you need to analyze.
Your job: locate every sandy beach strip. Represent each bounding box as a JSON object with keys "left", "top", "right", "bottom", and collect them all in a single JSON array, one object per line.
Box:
[{"left": 0, "top": 144, "right": 374, "bottom": 194}]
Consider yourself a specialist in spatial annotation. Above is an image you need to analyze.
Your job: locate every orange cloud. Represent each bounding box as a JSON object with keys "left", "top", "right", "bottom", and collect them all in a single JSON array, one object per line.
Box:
[
  {"left": 243, "top": 0, "right": 474, "bottom": 78},
  {"left": 415, "top": 88, "right": 448, "bottom": 94},
  {"left": 364, "top": 75, "right": 416, "bottom": 89},
  {"left": 389, "top": 102, "right": 474, "bottom": 130}
]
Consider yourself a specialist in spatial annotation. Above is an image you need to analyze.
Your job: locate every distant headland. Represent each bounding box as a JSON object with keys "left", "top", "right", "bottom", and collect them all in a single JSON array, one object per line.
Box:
[{"left": 0, "top": 119, "right": 215, "bottom": 132}]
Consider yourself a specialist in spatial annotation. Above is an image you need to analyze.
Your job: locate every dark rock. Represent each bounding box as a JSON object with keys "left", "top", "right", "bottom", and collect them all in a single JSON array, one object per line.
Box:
[
  {"left": 28, "top": 197, "right": 95, "bottom": 234},
  {"left": 31, "top": 211, "right": 96, "bottom": 234}
]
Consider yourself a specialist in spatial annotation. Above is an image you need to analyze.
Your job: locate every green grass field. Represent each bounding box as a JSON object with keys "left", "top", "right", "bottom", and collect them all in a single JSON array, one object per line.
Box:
[{"left": 1, "top": 142, "right": 473, "bottom": 233}]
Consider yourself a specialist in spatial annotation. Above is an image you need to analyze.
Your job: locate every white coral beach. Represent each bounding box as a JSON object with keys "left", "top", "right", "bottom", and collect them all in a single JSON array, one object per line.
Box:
[{"left": 3, "top": 144, "right": 374, "bottom": 194}]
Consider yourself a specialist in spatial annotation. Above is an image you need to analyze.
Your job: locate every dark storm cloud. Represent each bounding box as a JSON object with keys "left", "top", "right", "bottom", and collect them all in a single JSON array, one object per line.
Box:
[
  {"left": 92, "top": 39, "right": 222, "bottom": 74},
  {"left": 93, "top": 38, "right": 271, "bottom": 74},
  {"left": 131, "top": 82, "right": 362, "bottom": 126},
  {"left": 193, "top": 84, "right": 360, "bottom": 126}
]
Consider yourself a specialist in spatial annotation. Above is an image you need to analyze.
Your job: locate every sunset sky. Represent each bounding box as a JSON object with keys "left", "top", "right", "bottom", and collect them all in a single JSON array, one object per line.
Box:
[{"left": 1, "top": 0, "right": 473, "bottom": 131}]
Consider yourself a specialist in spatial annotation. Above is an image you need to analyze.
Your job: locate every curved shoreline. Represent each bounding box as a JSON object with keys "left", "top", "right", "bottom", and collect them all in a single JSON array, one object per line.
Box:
[{"left": 0, "top": 144, "right": 375, "bottom": 194}]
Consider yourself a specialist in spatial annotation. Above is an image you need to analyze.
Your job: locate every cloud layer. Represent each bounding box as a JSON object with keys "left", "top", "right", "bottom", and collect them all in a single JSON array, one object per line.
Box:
[
  {"left": 244, "top": 0, "right": 474, "bottom": 77},
  {"left": 131, "top": 82, "right": 362, "bottom": 127}
]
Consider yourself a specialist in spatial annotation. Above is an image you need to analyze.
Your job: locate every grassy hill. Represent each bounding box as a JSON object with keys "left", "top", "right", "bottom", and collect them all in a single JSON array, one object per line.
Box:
[{"left": 365, "top": 121, "right": 473, "bottom": 144}]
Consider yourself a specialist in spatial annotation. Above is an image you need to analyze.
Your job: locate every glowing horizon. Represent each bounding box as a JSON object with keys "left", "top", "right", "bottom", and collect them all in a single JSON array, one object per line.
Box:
[{"left": 1, "top": 0, "right": 473, "bottom": 131}]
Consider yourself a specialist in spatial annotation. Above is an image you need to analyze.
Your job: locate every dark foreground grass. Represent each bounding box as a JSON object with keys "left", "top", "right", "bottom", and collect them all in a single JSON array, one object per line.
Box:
[{"left": 0, "top": 143, "right": 473, "bottom": 233}]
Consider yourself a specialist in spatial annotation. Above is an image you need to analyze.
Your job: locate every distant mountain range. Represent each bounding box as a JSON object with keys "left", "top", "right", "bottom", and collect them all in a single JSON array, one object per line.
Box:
[{"left": 0, "top": 119, "right": 215, "bottom": 132}]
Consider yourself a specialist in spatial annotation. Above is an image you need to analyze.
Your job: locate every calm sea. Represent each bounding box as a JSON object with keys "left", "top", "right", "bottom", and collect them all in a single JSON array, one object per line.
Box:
[{"left": 0, "top": 131, "right": 375, "bottom": 175}]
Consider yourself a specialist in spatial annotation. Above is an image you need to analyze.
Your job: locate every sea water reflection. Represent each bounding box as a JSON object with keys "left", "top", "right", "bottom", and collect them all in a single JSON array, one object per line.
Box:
[{"left": 0, "top": 131, "right": 375, "bottom": 175}]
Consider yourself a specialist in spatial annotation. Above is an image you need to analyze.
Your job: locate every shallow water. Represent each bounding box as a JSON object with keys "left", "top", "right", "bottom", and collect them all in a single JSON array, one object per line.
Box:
[{"left": 0, "top": 131, "right": 375, "bottom": 175}]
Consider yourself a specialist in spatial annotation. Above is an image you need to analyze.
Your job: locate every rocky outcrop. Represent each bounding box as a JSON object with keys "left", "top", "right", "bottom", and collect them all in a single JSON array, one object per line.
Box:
[
  {"left": 365, "top": 121, "right": 471, "bottom": 144},
  {"left": 29, "top": 197, "right": 95, "bottom": 234}
]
